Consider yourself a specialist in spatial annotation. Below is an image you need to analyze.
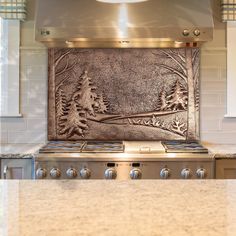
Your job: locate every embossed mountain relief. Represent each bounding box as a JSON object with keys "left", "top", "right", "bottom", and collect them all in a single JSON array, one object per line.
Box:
[{"left": 48, "top": 48, "right": 200, "bottom": 141}]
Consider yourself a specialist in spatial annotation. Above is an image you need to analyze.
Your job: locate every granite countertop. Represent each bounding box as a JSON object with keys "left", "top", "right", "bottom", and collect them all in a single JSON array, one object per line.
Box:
[
  {"left": 0, "top": 144, "right": 44, "bottom": 158},
  {"left": 203, "top": 143, "right": 236, "bottom": 158},
  {"left": 0, "top": 180, "right": 236, "bottom": 236},
  {"left": 0, "top": 153, "right": 34, "bottom": 159}
]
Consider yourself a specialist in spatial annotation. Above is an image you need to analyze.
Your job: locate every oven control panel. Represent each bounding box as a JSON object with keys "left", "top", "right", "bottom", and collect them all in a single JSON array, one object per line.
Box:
[{"left": 35, "top": 160, "right": 214, "bottom": 180}]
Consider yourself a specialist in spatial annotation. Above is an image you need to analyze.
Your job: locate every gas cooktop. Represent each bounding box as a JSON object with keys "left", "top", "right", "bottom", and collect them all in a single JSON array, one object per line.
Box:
[{"left": 39, "top": 140, "right": 208, "bottom": 154}]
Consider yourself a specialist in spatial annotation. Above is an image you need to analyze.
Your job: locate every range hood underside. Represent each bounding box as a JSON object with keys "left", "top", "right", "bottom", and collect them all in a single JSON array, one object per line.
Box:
[
  {"left": 41, "top": 39, "right": 207, "bottom": 48},
  {"left": 38, "top": 26, "right": 213, "bottom": 48},
  {"left": 35, "top": 0, "right": 214, "bottom": 48}
]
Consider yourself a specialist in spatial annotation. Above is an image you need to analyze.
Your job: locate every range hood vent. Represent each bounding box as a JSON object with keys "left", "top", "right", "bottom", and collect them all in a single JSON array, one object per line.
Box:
[{"left": 35, "top": 0, "right": 214, "bottom": 48}]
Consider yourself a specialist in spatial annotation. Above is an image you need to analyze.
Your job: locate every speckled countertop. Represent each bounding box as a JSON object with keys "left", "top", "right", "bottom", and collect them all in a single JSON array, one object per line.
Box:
[
  {"left": 0, "top": 144, "right": 44, "bottom": 158},
  {"left": 203, "top": 143, "right": 236, "bottom": 158},
  {"left": 0, "top": 180, "right": 236, "bottom": 236}
]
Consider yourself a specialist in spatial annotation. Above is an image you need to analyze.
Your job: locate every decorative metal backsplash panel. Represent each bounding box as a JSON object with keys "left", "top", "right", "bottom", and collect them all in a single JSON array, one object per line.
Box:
[{"left": 48, "top": 48, "right": 200, "bottom": 141}]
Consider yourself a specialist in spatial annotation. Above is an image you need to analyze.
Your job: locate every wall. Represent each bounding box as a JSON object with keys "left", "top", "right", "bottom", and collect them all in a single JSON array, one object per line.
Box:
[
  {"left": 0, "top": 0, "right": 48, "bottom": 144},
  {"left": 200, "top": 0, "right": 236, "bottom": 144},
  {"left": 0, "top": 0, "right": 236, "bottom": 145}
]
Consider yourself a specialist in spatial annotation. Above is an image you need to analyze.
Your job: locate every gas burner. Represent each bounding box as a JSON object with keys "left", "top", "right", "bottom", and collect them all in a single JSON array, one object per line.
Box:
[
  {"left": 39, "top": 141, "right": 124, "bottom": 153},
  {"left": 39, "top": 141, "right": 85, "bottom": 153},
  {"left": 82, "top": 141, "right": 124, "bottom": 153},
  {"left": 162, "top": 141, "right": 208, "bottom": 153}
]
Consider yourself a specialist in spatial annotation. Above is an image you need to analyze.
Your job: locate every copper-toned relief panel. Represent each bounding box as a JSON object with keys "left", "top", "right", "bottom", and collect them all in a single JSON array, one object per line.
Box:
[{"left": 48, "top": 48, "right": 200, "bottom": 141}]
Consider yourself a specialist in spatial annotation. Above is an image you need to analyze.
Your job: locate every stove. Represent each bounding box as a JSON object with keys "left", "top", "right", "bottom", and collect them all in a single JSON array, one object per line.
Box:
[{"left": 35, "top": 141, "right": 214, "bottom": 180}]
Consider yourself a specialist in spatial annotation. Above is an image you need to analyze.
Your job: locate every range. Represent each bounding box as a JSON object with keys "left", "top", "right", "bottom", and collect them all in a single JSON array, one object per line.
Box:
[{"left": 35, "top": 141, "right": 214, "bottom": 180}]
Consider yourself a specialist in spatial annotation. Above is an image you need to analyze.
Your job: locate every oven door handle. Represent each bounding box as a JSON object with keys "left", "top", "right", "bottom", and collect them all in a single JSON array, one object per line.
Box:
[{"left": 3, "top": 165, "right": 8, "bottom": 179}]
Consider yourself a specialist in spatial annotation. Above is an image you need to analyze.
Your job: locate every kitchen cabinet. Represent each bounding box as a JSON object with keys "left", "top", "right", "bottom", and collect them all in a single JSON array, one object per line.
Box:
[
  {"left": 0, "top": 159, "right": 33, "bottom": 179},
  {"left": 216, "top": 159, "right": 236, "bottom": 179}
]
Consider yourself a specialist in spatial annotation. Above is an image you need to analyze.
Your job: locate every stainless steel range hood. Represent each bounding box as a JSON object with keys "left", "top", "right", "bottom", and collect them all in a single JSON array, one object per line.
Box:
[{"left": 35, "top": 0, "right": 214, "bottom": 48}]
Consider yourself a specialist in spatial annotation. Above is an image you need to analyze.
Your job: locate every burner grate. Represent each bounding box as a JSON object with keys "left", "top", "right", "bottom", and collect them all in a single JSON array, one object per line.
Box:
[
  {"left": 162, "top": 141, "right": 208, "bottom": 153},
  {"left": 39, "top": 141, "right": 124, "bottom": 153}
]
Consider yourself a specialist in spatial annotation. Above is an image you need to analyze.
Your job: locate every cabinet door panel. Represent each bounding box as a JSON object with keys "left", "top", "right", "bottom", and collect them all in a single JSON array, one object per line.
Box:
[
  {"left": 1, "top": 159, "right": 32, "bottom": 179},
  {"left": 216, "top": 159, "right": 236, "bottom": 179}
]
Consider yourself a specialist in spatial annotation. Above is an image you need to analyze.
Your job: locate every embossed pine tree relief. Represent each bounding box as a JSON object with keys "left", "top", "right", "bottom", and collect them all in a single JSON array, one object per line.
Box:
[
  {"left": 48, "top": 48, "right": 200, "bottom": 141},
  {"left": 59, "top": 100, "right": 88, "bottom": 138}
]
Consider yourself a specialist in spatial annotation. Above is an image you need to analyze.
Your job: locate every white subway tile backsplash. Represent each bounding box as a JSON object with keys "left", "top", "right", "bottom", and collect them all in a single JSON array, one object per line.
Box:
[
  {"left": 8, "top": 131, "right": 47, "bottom": 143},
  {"left": 201, "top": 107, "right": 226, "bottom": 119},
  {"left": 20, "top": 80, "right": 29, "bottom": 94},
  {"left": 21, "top": 51, "right": 47, "bottom": 66},
  {"left": 0, "top": 119, "right": 8, "bottom": 131},
  {"left": 220, "top": 119, "right": 236, "bottom": 131},
  {"left": 0, "top": 131, "right": 8, "bottom": 143},
  {"left": 27, "top": 118, "right": 47, "bottom": 131},
  {"left": 26, "top": 96, "right": 47, "bottom": 107},
  {"left": 201, "top": 67, "right": 220, "bottom": 81},
  {"left": 28, "top": 79, "right": 47, "bottom": 93},
  {"left": 201, "top": 132, "right": 236, "bottom": 144},
  {"left": 201, "top": 81, "right": 226, "bottom": 92},
  {"left": 201, "top": 54, "right": 226, "bottom": 68},
  {"left": 219, "top": 94, "right": 227, "bottom": 105},
  {"left": 20, "top": 92, "right": 29, "bottom": 106},
  {"left": 220, "top": 68, "right": 227, "bottom": 81},
  {"left": 200, "top": 119, "right": 221, "bottom": 131},
  {"left": 21, "top": 104, "right": 47, "bottom": 118},
  {"left": 21, "top": 65, "right": 47, "bottom": 81},
  {"left": 201, "top": 94, "right": 221, "bottom": 106},
  {"left": 6, "top": 118, "right": 27, "bottom": 131}
]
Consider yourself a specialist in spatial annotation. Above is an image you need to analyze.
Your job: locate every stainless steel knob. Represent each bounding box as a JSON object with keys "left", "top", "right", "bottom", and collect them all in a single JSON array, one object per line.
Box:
[
  {"left": 182, "top": 29, "right": 190, "bottom": 36},
  {"left": 130, "top": 168, "right": 142, "bottom": 179},
  {"left": 160, "top": 168, "right": 171, "bottom": 179},
  {"left": 181, "top": 168, "right": 192, "bottom": 179},
  {"left": 196, "top": 168, "right": 207, "bottom": 179},
  {"left": 36, "top": 168, "right": 47, "bottom": 179},
  {"left": 50, "top": 168, "right": 61, "bottom": 179},
  {"left": 66, "top": 168, "right": 77, "bottom": 179},
  {"left": 193, "top": 29, "right": 201, "bottom": 36},
  {"left": 40, "top": 29, "right": 50, "bottom": 36},
  {"left": 80, "top": 168, "right": 91, "bottom": 179},
  {"left": 105, "top": 168, "right": 117, "bottom": 179}
]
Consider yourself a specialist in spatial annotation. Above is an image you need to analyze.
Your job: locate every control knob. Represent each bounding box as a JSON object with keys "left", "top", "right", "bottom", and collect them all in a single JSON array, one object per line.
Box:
[
  {"left": 36, "top": 168, "right": 47, "bottom": 179},
  {"left": 66, "top": 168, "right": 77, "bottom": 179},
  {"left": 182, "top": 29, "right": 190, "bottom": 36},
  {"left": 181, "top": 168, "right": 192, "bottom": 179},
  {"left": 196, "top": 168, "right": 207, "bottom": 179},
  {"left": 80, "top": 168, "right": 91, "bottom": 179},
  {"left": 105, "top": 168, "right": 117, "bottom": 179},
  {"left": 193, "top": 29, "right": 201, "bottom": 36},
  {"left": 130, "top": 168, "right": 142, "bottom": 179},
  {"left": 50, "top": 168, "right": 61, "bottom": 179},
  {"left": 160, "top": 168, "right": 171, "bottom": 179}
]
